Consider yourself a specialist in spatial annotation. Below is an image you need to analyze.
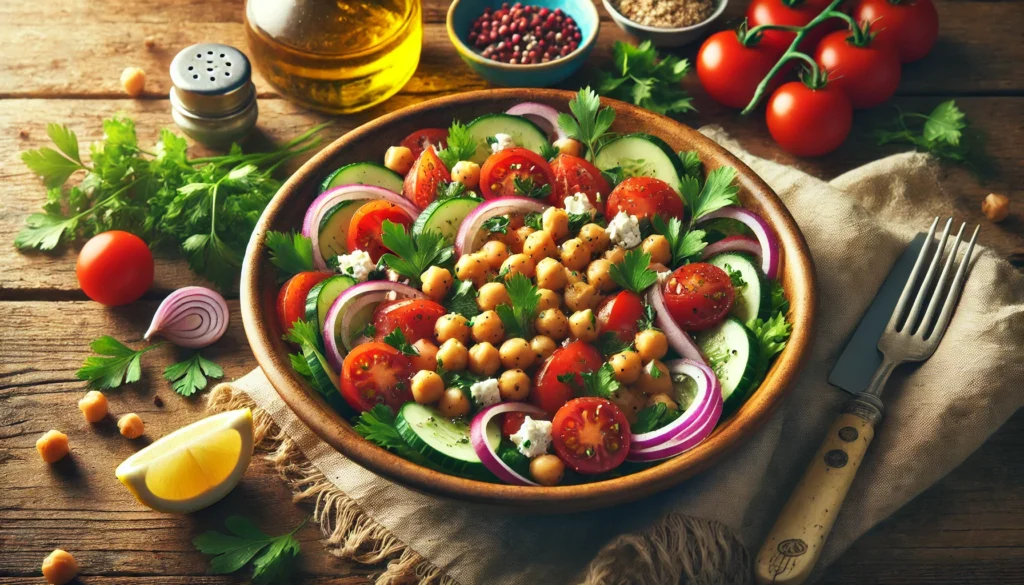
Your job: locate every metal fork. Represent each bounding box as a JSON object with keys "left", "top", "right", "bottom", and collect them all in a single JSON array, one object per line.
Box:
[{"left": 755, "top": 218, "right": 980, "bottom": 585}]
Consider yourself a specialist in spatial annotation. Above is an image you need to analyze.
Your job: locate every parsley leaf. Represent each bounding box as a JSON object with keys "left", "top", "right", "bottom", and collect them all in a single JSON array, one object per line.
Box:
[
  {"left": 636, "top": 303, "right": 656, "bottom": 331},
  {"left": 495, "top": 273, "right": 540, "bottom": 338},
  {"left": 595, "top": 41, "right": 695, "bottom": 117},
  {"left": 724, "top": 264, "right": 746, "bottom": 289},
  {"left": 580, "top": 363, "right": 621, "bottom": 398},
  {"left": 354, "top": 405, "right": 441, "bottom": 469},
  {"left": 558, "top": 87, "right": 617, "bottom": 162},
  {"left": 632, "top": 402, "right": 682, "bottom": 433},
  {"left": 749, "top": 312, "right": 793, "bottom": 385},
  {"left": 539, "top": 140, "right": 560, "bottom": 161},
  {"left": 444, "top": 279, "right": 481, "bottom": 319},
  {"left": 436, "top": 179, "right": 472, "bottom": 201},
  {"left": 677, "top": 150, "right": 703, "bottom": 179},
  {"left": 163, "top": 352, "right": 223, "bottom": 397},
  {"left": 482, "top": 216, "right": 510, "bottom": 234},
  {"left": 596, "top": 331, "right": 633, "bottom": 356},
  {"left": 769, "top": 280, "right": 790, "bottom": 315},
  {"left": 689, "top": 166, "right": 740, "bottom": 223},
  {"left": 437, "top": 363, "right": 484, "bottom": 392},
  {"left": 76, "top": 336, "right": 164, "bottom": 390},
  {"left": 265, "top": 230, "right": 314, "bottom": 279},
  {"left": 875, "top": 100, "right": 985, "bottom": 174},
  {"left": 513, "top": 175, "right": 552, "bottom": 199},
  {"left": 379, "top": 220, "right": 454, "bottom": 287},
  {"left": 567, "top": 211, "right": 593, "bottom": 233},
  {"left": 193, "top": 515, "right": 305, "bottom": 584},
  {"left": 289, "top": 352, "right": 313, "bottom": 377},
  {"left": 609, "top": 249, "right": 658, "bottom": 294},
  {"left": 382, "top": 328, "right": 419, "bottom": 356},
  {"left": 650, "top": 215, "right": 707, "bottom": 266},
  {"left": 436, "top": 120, "right": 476, "bottom": 170},
  {"left": 524, "top": 212, "right": 544, "bottom": 230}
]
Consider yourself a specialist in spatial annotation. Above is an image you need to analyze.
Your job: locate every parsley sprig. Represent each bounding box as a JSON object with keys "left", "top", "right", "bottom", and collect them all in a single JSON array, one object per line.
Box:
[
  {"left": 495, "top": 273, "right": 540, "bottom": 338},
  {"left": 379, "top": 221, "right": 454, "bottom": 287},
  {"left": 354, "top": 405, "right": 440, "bottom": 469},
  {"left": 875, "top": 101, "right": 985, "bottom": 174},
  {"left": 76, "top": 336, "right": 164, "bottom": 390},
  {"left": 265, "top": 230, "right": 314, "bottom": 280},
  {"left": 681, "top": 165, "right": 740, "bottom": 224},
  {"left": 193, "top": 515, "right": 306, "bottom": 585},
  {"left": 436, "top": 120, "right": 477, "bottom": 170},
  {"left": 650, "top": 216, "right": 707, "bottom": 266},
  {"left": 436, "top": 180, "right": 473, "bottom": 201},
  {"left": 632, "top": 402, "right": 682, "bottom": 433},
  {"left": 512, "top": 176, "right": 552, "bottom": 199},
  {"left": 163, "top": 352, "right": 224, "bottom": 397},
  {"left": 608, "top": 249, "right": 658, "bottom": 294},
  {"left": 382, "top": 328, "right": 419, "bottom": 356},
  {"left": 482, "top": 216, "right": 510, "bottom": 234},
  {"left": 595, "top": 41, "right": 695, "bottom": 117},
  {"left": 558, "top": 87, "right": 617, "bottom": 162},
  {"left": 444, "top": 279, "right": 481, "bottom": 319}
]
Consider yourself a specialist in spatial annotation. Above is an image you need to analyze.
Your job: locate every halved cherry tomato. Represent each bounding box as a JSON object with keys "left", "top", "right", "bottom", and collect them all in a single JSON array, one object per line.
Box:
[
  {"left": 340, "top": 342, "right": 414, "bottom": 412},
  {"left": 697, "top": 30, "right": 784, "bottom": 109},
  {"left": 854, "top": 0, "right": 938, "bottom": 63},
  {"left": 500, "top": 411, "right": 551, "bottom": 437},
  {"left": 548, "top": 154, "right": 610, "bottom": 214},
  {"left": 596, "top": 291, "right": 646, "bottom": 345},
  {"left": 746, "top": 0, "right": 835, "bottom": 54},
  {"left": 76, "top": 230, "right": 154, "bottom": 306},
  {"left": 480, "top": 147, "right": 555, "bottom": 199},
  {"left": 399, "top": 128, "right": 449, "bottom": 159},
  {"left": 346, "top": 200, "right": 413, "bottom": 262},
  {"left": 551, "top": 397, "right": 631, "bottom": 474},
  {"left": 605, "top": 177, "right": 684, "bottom": 222},
  {"left": 663, "top": 263, "right": 735, "bottom": 331},
  {"left": 766, "top": 80, "right": 852, "bottom": 157},
  {"left": 815, "top": 29, "right": 901, "bottom": 109},
  {"left": 276, "top": 271, "right": 332, "bottom": 332},
  {"left": 531, "top": 341, "right": 604, "bottom": 416},
  {"left": 371, "top": 298, "right": 447, "bottom": 344},
  {"left": 403, "top": 146, "right": 452, "bottom": 209}
]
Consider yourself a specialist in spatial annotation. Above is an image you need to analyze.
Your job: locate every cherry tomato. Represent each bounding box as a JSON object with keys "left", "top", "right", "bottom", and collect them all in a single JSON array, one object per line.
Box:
[
  {"left": 605, "top": 177, "right": 684, "bottom": 222},
  {"left": 371, "top": 298, "right": 447, "bottom": 344},
  {"left": 399, "top": 128, "right": 449, "bottom": 159},
  {"left": 346, "top": 200, "right": 413, "bottom": 262},
  {"left": 596, "top": 291, "right": 646, "bottom": 344},
  {"left": 663, "top": 263, "right": 735, "bottom": 331},
  {"left": 548, "top": 154, "right": 610, "bottom": 214},
  {"left": 340, "top": 342, "right": 414, "bottom": 412},
  {"left": 766, "top": 80, "right": 853, "bottom": 157},
  {"left": 746, "top": 0, "right": 835, "bottom": 54},
  {"left": 532, "top": 341, "right": 604, "bottom": 416},
  {"left": 815, "top": 30, "right": 901, "bottom": 109},
  {"left": 479, "top": 147, "right": 555, "bottom": 199},
  {"left": 854, "top": 0, "right": 939, "bottom": 63},
  {"left": 697, "top": 30, "right": 784, "bottom": 109},
  {"left": 551, "top": 397, "right": 631, "bottom": 475},
  {"left": 76, "top": 231, "right": 154, "bottom": 306},
  {"left": 276, "top": 271, "right": 332, "bottom": 332},
  {"left": 403, "top": 146, "right": 451, "bottom": 209}
]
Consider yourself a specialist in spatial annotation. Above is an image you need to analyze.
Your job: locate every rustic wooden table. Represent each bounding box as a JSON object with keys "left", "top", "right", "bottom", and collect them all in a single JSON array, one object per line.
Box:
[{"left": 0, "top": 0, "right": 1020, "bottom": 583}]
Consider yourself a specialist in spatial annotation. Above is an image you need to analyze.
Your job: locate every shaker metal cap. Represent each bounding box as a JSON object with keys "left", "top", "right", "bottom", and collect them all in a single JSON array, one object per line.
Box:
[{"left": 170, "top": 43, "right": 254, "bottom": 116}]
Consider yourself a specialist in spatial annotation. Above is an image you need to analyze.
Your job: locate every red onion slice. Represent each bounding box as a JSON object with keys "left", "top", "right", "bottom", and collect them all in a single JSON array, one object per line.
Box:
[
  {"left": 454, "top": 196, "right": 549, "bottom": 256},
  {"left": 701, "top": 235, "right": 762, "bottom": 262},
  {"left": 470, "top": 402, "right": 547, "bottom": 486},
  {"left": 505, "top": 102, "right": 567, "bottom": 142},
  {"left": 646, "top": 285, "right": 708, "bottom": 366},
  {"left": 697, "top": 207, "right": 781, "bottom": 279},
  {"left": 144, "top": 286, "right": 229, "bottom": 349},
  {"left": 322, "top": 281, "right": 424, "bottom": 371},
  {"left": 629, "top": 359, "right": 718, "bottom": 449}
]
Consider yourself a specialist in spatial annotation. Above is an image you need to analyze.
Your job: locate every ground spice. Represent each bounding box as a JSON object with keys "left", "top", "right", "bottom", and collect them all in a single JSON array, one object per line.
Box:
[{"left": 614, "top": 0, "right": 715, "bottom": 28}]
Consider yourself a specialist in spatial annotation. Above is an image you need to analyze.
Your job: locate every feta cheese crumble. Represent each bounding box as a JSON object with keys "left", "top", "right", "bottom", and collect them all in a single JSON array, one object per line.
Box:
[
  {"left": 563, "top": 192, "right": 596, "bottom": 217},
  {"left": 490, "top": 133, "right": 516, "bottom": 154},
  {"left": 469, "top": 378, "right": 501, "bottom": 408},
  {"left": 335, "top": 249, "right": 375, "bottom": 281},
  {"left": 606, "top": 211, "right": 642, "bottom": 249},
  {"left": 510, "top": 416, "right": 553, "bottom": 458}
]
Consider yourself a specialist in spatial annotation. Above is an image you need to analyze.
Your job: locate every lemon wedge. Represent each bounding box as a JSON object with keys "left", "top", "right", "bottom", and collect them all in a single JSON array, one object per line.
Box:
[{"left": 116, "top": 408, "right": 254, "bottom": 514}]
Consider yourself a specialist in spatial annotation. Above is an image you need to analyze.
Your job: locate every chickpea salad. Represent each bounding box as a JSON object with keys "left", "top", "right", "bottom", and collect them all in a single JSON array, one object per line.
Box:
[{"left": 267, "top": 89, "right": 792, "bottom": 487}]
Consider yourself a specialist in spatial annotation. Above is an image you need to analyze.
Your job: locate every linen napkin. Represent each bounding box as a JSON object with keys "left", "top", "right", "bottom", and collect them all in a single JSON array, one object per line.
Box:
[{"left": 210, "top": 129, "right": 1024, "bottom": 585}]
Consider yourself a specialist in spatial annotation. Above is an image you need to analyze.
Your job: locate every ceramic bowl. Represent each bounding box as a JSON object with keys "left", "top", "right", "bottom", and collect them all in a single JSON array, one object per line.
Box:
[
  {"left": 602, "top": 0, "right": 728, "bottom": 48},
  {"left": 240, "top": 89, "right": 816, "bottom": 513},
  {"left": 446, "top": 0, "right": 599, "bottom": 87}
]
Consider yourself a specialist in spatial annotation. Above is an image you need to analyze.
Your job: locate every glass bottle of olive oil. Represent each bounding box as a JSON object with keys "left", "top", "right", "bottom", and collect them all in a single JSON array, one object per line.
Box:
[{"left": 244, "top": 0, "right": 422, "bottom": 114}]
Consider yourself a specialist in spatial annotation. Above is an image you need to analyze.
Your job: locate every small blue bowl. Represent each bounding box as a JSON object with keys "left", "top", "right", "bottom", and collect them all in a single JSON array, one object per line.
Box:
[{"left": 447, "top": 0, "right": 600, "bottom": 87}]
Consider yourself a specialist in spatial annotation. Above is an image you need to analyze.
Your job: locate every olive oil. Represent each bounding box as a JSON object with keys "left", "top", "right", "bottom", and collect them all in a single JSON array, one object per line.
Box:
[{"left": 245, "top": 0, "right": 422, "bottom": 114}]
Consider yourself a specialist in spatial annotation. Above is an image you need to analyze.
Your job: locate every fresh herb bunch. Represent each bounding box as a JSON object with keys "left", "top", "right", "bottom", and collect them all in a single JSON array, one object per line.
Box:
[
  {"left": 193, "top": 515, "right": 306, "bottom": 585},
  {"left": 595, "top": 41, "right": 695, "bottom": 117},
  {"left": 558, "top": 87, "right": 616, "bottom": 162},
  {"left": 17, "top": 118, "right": 328, "bottom": 291},
  {"left": 875, "top": 100, "right": 986, "bottom": 175}
]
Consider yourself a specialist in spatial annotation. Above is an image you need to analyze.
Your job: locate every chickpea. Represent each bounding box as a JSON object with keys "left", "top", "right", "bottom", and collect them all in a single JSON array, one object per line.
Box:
[
  {"left": 982, "top": 193, "right": 1010, "bottom": 222},
  {"left": 421, "top": 266, "right": 453, "bottom": 301},
  {"left": 586, "top": 258, "right": 616, "bottom": 292},
  {"left": 647, "top": 393, "right": 679, "bottom": 412},
  {"left": 523, "top": 230, "right": 558, "bottom": 263},
  {"left": 451, "top": 160, "right": 481, "bottom": 189},
  {"left": 436, "top": 339, "right": 469, "bottom": 371},
  {"left": 560, "top": 237, "right": 591, "bottom": 271},
  {"left": 435, "top": 314, "right": 471, "bottom": 344},
  {"left": 41, "top": 549, "right": 78, "bottom": 585},
  {"left": 384, "top": 145, "right": 415, "bottom": 175},
  {"left": 604, "top": 246, "right": 626, "bottom": 264},
  {"left": 78, "top": 390, "right": 108, "bottom": 423},
  {"left": 642, "top": 234, "right": 672, "bottom": 266},
  {"left": 36, "top": 430, "right": 69, "bottom": 463},
  {"left": 635, "top": 329, "right": 669, "bottom": 362},
  {"left": 537, "top": 288, "right": 561, "bottom": 311},
  {"left": 564, "top": 281, "right": 599, "bottom": 312},
  {"left": 500, "top": 338, "right": 535, "bottom": 370},
  {"left": 501, "top": 253, "right": 535, "bottom": 279},
  {"left": 637, "top": 360, "right": 672, "bottom": 395},
  {"left": 530, "top": 335, "right": 558, "bottom": 362},
  {"left": 480, "top": 240, "right": 510, "bottom": 270},
  {"left": 455, "top": 253, "right": 490, "bottom": 287},
  {"left": 534, "top": 309, "right": 570, "bottom": 340},
  {"left": 437, "top": 388, "right": 471, "bottom": 418},
  {"left": 608, "top": 351, "right": 643, "bottom": 384},
  {"left": 499, "top": 369, "right": 532, "bottom": 401},
  {"left": 468, "top": 342, "right": 502, "bottom": 376},
  {"left": 609, "top": 387, "right": 646, "bottom": 423},
  {"left": 410, "top": 339, "right": 439, "bottom": 372},
  {"left": 566, "top": 269, "right": 585, "bottom": 285},
  {"left": 553, "top": 137, "right": 583, "bottom": 157},
  {"left": 569, "top": 309, "right": 598, "bottom": 342},
  {"left": 411, "top": 370, "right": 445, "bottom": 404},
  {"left": 120, "top": 67, "right": 146, "bottom": 97},
  {"left": 478, "top": 282, "right": 511, "bottom": 311},
  {"left": 579, "top": 223, "right": 610, "bottom": 255},
  {"left": 530, "top": 454, "right": 565, "bottom": 486},
  {"left": 542, "top": 207, "right": 570, "bottom": 241},
  {"left": 504, "top": 226, "right": 535, "bottom": 254},
  {"left": 118, "top": 413, "right": 145, "bottom": 439},
  {"left": 471, "top": 310, "right": 505, "bottom": 345},
  {"left": 535, "top": 257, "right": 568, "bottom": 291}
]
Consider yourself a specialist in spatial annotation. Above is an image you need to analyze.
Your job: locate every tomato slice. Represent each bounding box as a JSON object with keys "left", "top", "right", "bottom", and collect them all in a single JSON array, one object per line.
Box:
[
  {"left": 346, "top": 200, "right": 413, "bottom": 262},
  {"left": 531, "top": 341, "right": 604, "bottom": 416},
  {"left": 276, "top": 271, "right": 332, "bottom": 332},
  {"left": 596, "top": 291, "right": 646, "bottom": 344},
  {"left": 403, "top": 146, "right": 451, "bottom": 210},
  {"left": 371, "top": 298, "right": 447, "bottom": 344},
  {"left": 340, "top": 342, "right": 414, "bottom": 412},
  {"left": 480, "top": 147, "right": 555, "bottom": 199},
  {"left": 399, "top": 128, "right": 449, "bottom": 159},
  {"left": 551, "top": 397, "right": 631, "bottom": 474},
  {"left": 605, "top": 177, "right": 684, "bottom": 222},
  {"left": 548, "top": 154, "right": 610, "bottom": 214},
  {"left": 663, "top": 263, "right": 735, "bottom": 331}
]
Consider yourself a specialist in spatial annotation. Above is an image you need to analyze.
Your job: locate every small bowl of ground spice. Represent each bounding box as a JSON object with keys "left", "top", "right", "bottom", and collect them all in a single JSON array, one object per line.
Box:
[{"left": 603, "top": 0, "right": 727, "bottom": 47}]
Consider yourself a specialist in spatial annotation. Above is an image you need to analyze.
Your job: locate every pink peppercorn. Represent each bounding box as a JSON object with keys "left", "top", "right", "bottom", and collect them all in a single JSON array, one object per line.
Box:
[{"left": 468, "top": 4, "right": 581, "bottom": 65}]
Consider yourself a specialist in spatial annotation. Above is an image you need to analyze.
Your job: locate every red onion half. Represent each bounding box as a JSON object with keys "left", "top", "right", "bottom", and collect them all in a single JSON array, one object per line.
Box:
[
  {"left": 470, "top": 402, "right": 547, "bottom": 486},
  {"left": 454, "top": 196, "right": 549, "bottom": 256},
  {"left": 646, "top": 285, "right": 708, "bottom": 366},
  {"left": 697, "top": 207, "right": 781, "bottom": 279},
  {"left": 322, "top": 281, "right": 424, "bottom": 371},
  {"left": 505, "top": 102, "right": 568, "bottom": 143},
  {"left": 144, "top": 286, "right": 229, "bottom": 349}
]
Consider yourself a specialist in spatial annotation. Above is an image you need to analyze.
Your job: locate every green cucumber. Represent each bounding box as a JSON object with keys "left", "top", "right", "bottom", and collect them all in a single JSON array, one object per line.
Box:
[
  {"left": 301, "top": 345, "right": 350, "bottom": 414},
  {"left": 412, "top": 196, "right": 481, "bottom": 243},
  {"left": 594, "top": 133, "right": 686, "bottom": 194},
  {"left": 304, "top": 275, "right": 357, "bottom": 329},
  {"left": 317, "top": 200, "right": 362, "bottom": 260},
  {"left": 706, "top": 252, "right": 771, "bottom": 324},
  {"left": 695, "top": 316, "right": 761, "bottom": 411},
  {"left": 465, "top": 113, "right": 548, "bottom": 164},
  {"left": 395, "top": 402, "right": 501, "bottom": 478},
  {"left": 320, "top": 162, "right": 404, "bottom": 194}
]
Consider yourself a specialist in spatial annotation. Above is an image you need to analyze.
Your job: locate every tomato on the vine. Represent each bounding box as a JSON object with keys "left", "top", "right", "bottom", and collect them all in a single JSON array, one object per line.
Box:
[
  {"left": 403, "top": 146, "right": 451, "bottom": 209},
  {"left": 340, "top": 342, "right": 414, "bottom": 412},
  {"left": 346, "top": 200, "right": 413, "bottom": 262},
  {"left": 480, "top": 147, "right": 555, "bottom": 199},
  {"left": 276, "top": 271, "right": 331, "bottom": 332},
  {"left": 697, "top": 30, "right": 784, "bottom": 109},
  {"left": 76, "top": 231, "right": 155, "bottom": 306},
  {"left": 815, "top": 28, "right": 901, "bottom": 109},
  {"left": 663, "top": 263, "right": 735, "bottom": 331},
  {"left": 548, "top": 154, "right": 610, "bottom": 214},
  {"left": 551, "top": 397, "right": 631, "bottom": 475},
  {"left": 746, "top": 0, "right": 835, "bottom": 54},
  {"left": 399, "top": 128, "right": 448, "bottom": 159},
  {"left": 766, "top": 79, "right": 852, "bottom": 157},
  {"left": 605, "top": 177, "right": 684, "bottom": 222},
  {"left": 854, "top": 0, "right": 939, "bottom": 63}
]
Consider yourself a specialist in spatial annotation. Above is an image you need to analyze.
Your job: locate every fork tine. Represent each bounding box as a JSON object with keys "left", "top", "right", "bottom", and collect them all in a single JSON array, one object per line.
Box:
[
  {"left": 917, "top": 222, "right": 965, "bottom": 338},
  {"left": 904, "top": 218, "right": 952, "bottom": 334},
  {"left": 927, "top": 225, "right": 979, "bottom": 343},
  {"left": 887, "top": 217, "right": 939, "bottom": 331}
]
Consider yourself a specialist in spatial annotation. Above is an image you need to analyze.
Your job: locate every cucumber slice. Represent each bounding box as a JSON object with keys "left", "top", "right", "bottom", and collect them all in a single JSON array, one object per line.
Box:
[
  {"left": 304, "top": 275, "right": 357, "bottom": 329},
  {"left": 594, "top": 133, "right": 686, "bottom": 193},
  {"left": 695, "top": 316, "right": 761, "bottom": 411},
  {"left": 317, "top": 200, "right": 362, "bottom": 260},
  {"left": 395, "top": 402, "right": 502, "bottom": 478},
  {"left": 320, "top": 162, "right": 404, "bottom": 194},
  {"left": 465, "top": 113, "right": 548, "bottom": 164},
  {"left": 706, "top": 252, "right": 772, "bottom": 324},
  {"left": 302, "top": 345, "right": 351, "bottom": 414},
  {"left": 412, "top": 196, "right": 481, "bottom": 243}
]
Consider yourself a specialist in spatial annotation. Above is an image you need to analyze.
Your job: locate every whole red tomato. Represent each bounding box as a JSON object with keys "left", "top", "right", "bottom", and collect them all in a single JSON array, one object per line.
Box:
[
  {"left": 815, "top": 29, "right": 901, "bottom": 109},
  {"left": 76, "top": 231, "right": 154, "bottom": 306},
  {"left": 663, "top": 263, "right": 735, "bottom": 331},
  {"left": 697, "top": 29, "right": 783, "bottom": 109},
  {"left": 854, "top": 0, "right": 939, "bottom": 63},
  {"left": 766, "top": 80, "right": 853, "bottom": 157},
  {"left": 746, "top": 0, "right": 835, "bottom": 54}
]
